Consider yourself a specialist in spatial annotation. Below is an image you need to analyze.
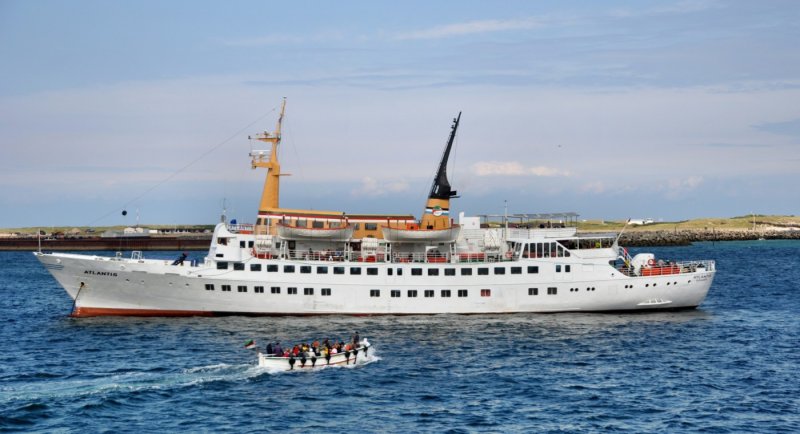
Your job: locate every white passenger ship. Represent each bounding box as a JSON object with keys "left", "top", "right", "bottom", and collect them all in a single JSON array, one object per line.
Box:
[{"left": 36, "top": 101, "right": 716, "bottom": 317}]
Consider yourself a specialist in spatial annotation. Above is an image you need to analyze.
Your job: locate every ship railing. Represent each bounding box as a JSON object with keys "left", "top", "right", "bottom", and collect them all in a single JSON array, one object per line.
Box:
[
  {"left": 626, "top": 259, "right": 716, "bottom": 276},
  {"left": 278, "top": 249, "right": 519, "bottom": 264}
]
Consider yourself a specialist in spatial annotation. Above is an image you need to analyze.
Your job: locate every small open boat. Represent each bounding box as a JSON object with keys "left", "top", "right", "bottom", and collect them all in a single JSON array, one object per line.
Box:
[{"left": 258, "top": 340, "right": 372, "bottom": 371}]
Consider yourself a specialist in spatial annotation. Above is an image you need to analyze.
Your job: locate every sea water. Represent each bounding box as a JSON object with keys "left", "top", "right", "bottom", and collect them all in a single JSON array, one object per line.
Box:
[{"left": 1, "top": 241, "right": 798, "bottom": 432}]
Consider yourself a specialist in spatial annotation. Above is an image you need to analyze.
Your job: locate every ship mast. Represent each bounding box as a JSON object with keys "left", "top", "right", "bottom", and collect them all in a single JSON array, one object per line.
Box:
[
  {"left": 420, "top": 112, "right": 461, "bottom": 230},
  {"left": 250, "top": 98, "right": 288, "bottom": 212}
]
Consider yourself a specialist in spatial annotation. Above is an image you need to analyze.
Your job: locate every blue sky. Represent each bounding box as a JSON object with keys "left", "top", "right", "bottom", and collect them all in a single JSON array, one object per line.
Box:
[{"left": 1, "top": 0, "right": 799, "bottom": 227}]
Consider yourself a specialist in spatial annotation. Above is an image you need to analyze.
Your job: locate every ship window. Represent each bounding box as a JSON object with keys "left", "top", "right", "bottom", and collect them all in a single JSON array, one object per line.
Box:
[
  {"left": 284, "top": 265, "right": 295, "bottom": 273},
  {"left": 296, "top": 219, "right": 307, "bottom": 228},
  {"left": 387, "top": 268, "right": 393, "bottom": 276},
  {"left": 271, "top": 286, "right": 280, "bottom": 294},
  {"left": 391, "top": 290, "right": 400, "bottom": 298},
  {"left": 461, "top": 268, "right": 473, "bottom": 276},
  {"left": 511, "top": 267, "right": 522, "bottom": 274},
  {"left": 334, "top": 267, "right": 345, "bottom": 275},
  {"left": 304, "top": 288, "right": 314, "bottom": 295},
  {"left": 397, "top": 268, "right": 403, "bottom": 276},
  {"left": 353, "top": 223, "right": 361, "bottom": 230},
  {"left": 321, "top": 288, "right": 331, "bottom": 296},
  {"left": 317, "top": 266, "right": 328, "bottom": 274},
  {"left": 288, "top": 287, "right": 297, "bottom": 295},
  {"left": 547, "top": 287, "right": 557, "bottom": 295},
  {"left": 441, "top": 289, "right": 451, "bottom": 298},
  {"left": 494, "top": 267, "right": 505, "bottom": 275},
  {"left": 222, "top": 285, "right": 231, "bottom": 292},
  {"left": 240, "top": 241, "right": 246, "bottom": 248},
  {"left": 458, "top": 289, "right": 468, "bottom": 298},
  {"left": 478, "top": 268, "right": 489, "bottom": 275},
  {"left": 300, "top": 266, "right": 312, "bottom": 274},
  {"left": 481, "top": 289, "right": 491, "bottom": 297},
  {"left": 529, "top": 287, "right": 538, "bottom": 296},
  {"left": 312, "top": 221, "right": 325, "bottom": 229},
  {"left": 412, "top": 268, "right": 422, "bottom": 276},
  {"left": 350, "top": 267, "right": 362, "bottom": 275},
  {"left": 218, "top": 237, "right": 228, "bottom": 246},
  {"left": 428, "top": 268, "right": 439, "bottom": 276},
  {"left": 233, "top": 263, "right": 245, "bottom": 271},
  {"left": 445, "top": 268, "right": 456, "bottom": 276},
  {"left": 216, "top": 262, "right": 228, "bottom": 270},
  {"left": 250, "top": 264, "right": 262, "bottom": 272},
  {"left": 365, "top": 223, "right": 378, "bottom": 230},
  {"left": 267, "top": 264, "right": 278, "bottom": 272},
  {"left": 205, "top": 284, "right": 214, "bottom": 291},
  {"left": 565, "top": 265, "right": 571, "bottom": 272},
  {"left": 249, "top": 240, "right": 255, "bottom": 248},
  {"left": 237, "top": 285, "right": 247, "bottom": 293},
  {"left": 254, "top": 286, "right": 264, "bottom": 293},
  {"left": 527, "top": 266, "right": 539, "bottom": 274},
  {"left": 424, "top": 290, "right": 434, "bottom": 298},
  {"left": 556, "top": 265, "right": 562, "bottom": 273},
  {"left": 408, "top": 290, "right": 418, "bottom": 298},
  {"left": 367, "top": 268, "right": 378, "bottom": 276},
  {"left": 370, "top": 289, "right": 380, "bottom": 297}
]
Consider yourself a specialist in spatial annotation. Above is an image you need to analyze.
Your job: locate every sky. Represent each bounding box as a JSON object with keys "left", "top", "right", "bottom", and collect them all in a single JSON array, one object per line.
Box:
[{"left": 1, "top": 0, "right": 799, "bottom": 228}]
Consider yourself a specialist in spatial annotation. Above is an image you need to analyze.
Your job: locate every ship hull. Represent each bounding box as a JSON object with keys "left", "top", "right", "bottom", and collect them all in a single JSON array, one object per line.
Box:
[{"left": 36, "top": 252, "right": 714, "bottom": 317}]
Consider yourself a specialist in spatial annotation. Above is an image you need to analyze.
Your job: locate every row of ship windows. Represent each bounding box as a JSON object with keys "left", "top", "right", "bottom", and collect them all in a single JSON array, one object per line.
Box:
[
  {"left": 216, "top": 262, "right": 553, "bottom": 276},
  {"left": 203, "top": 284, "right": 560, "bottom": 297}
]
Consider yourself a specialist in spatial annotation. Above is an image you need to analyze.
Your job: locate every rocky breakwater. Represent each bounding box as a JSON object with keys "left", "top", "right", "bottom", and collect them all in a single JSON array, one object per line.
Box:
[{"left": 615, "top": 228, "right": 800, "bottom": 247}]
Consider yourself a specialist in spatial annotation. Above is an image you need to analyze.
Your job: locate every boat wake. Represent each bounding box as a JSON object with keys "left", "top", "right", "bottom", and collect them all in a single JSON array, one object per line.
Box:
[{"left": 0, "top": 363, "right": 262, "bottom": 405}]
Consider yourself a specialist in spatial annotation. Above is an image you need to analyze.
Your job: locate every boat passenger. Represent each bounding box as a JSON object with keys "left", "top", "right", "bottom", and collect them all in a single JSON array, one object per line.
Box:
[
  {"left": 273, "top": 343, "right": 282, "bottom": 356},
  {"left": 171, "top": 252, "right": 187, "bottom": 266},
  {"left": 266, "top": 342, "right": 273, "bottom": 355},
  {"left": 352, "top": 331, "right": 360, "bottom": 347}
]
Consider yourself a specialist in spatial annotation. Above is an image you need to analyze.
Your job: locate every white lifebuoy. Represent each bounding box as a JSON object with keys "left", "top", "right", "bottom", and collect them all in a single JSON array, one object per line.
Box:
[{"left": 647, "top": 258, "right": 656, "bottom": 266}]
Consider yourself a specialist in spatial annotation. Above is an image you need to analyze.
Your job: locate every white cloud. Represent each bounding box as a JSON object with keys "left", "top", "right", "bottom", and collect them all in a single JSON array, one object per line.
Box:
[
  {"left": 395, "top": 17, "right": 541, "bottom": 40},
  {"left": 351, "top": 177, "right": 410, "bottom": 197},
  {"left": 472, "top": 161, "right": 570, "bottom": 177}
]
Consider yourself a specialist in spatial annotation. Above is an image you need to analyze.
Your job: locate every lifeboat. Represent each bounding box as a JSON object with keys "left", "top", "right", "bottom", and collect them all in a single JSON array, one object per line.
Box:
[
  {"left": 276, "top": 223, "right": 354, "bottom": 241},
  {"left": 381, "top": 224, "right": 461, "bottom": 243},
  {"left": 258, "top": 341, "right": 373, "bottom": 371}
]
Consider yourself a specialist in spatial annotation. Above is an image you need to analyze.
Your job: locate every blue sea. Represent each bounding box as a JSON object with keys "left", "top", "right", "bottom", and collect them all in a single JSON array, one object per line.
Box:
[{"left": 1, "top": 241, "right": 799, "bottom": 433}]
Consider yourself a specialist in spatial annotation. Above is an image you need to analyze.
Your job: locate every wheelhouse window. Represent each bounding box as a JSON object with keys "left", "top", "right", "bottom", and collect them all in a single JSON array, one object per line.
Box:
[{"left": 365, "top": 223, "right": 378, "bottom": 230}]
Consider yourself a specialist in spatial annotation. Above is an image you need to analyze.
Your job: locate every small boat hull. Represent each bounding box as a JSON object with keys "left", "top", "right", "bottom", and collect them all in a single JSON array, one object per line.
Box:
[{"left": 258, "top": 343, "right": 373, "bottom": 371}]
